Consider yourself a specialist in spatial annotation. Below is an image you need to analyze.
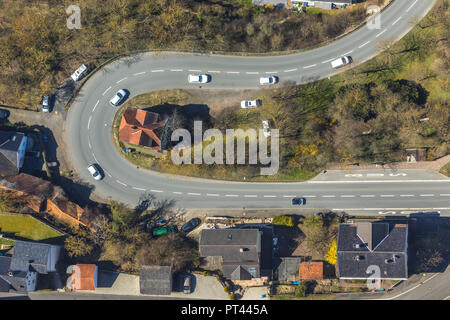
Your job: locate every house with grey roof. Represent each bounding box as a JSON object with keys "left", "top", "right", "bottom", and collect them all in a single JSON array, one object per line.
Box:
[
  {"left": 139, "top": 265, "right": 172, "bottom": 295},
  {"left": 199, "top": 229, "right": 262, "bottom": 281},
  {"left": 0, "top": 240, "right": 61, "bottom": 293},
  {"left": 337, "top": 222, "right": 408, "bottom": 280},
  {"left": 0, "top": 131, "right": 28, "bottom": 177}
]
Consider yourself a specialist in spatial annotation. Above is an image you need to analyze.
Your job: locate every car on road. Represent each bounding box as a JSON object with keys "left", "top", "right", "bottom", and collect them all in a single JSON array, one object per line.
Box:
[
  {"left": 152, "top": 226, "right": 176, "bottom": 237},
  {"left": 41, "top": 95, "right": 50, "bottom": 113},
  {"left": 183, "top": 274, "right": 191, "bottom": 294},
  {"left": 262, "top": 120, "right": 271, "bottom": 137},
  {"left": 0, "top": 109, "right": 9, "bottom": 120},
  {"left": 259, "top": 76, "right": 278, "bottom": 85},
  {"left": 241, "top": 99, "right": 261, "bottom": 109},
  {"left": 188, "top": 74, "right": 211, "bottom": 84},
  {"left": 87, "top": 164, "right": 103, "bottom": 181},
  {"left": 109, "top": 89, "right": 127, "bottom": 106},
  {"left": 71, "top": 64, "right": 88, "bottom": 82},
  {"left": 181, "top": 218, "right": 201, "bottom": 233},
  {"left": 291, "top": 197, "right": 306, "bottom": 206},
  {"left": 331, "top": 56, "right": 352, "bottom": 69}
]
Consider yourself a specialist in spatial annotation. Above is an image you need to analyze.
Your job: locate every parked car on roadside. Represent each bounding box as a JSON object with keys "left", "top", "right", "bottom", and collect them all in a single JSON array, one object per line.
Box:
[
  {"left": 181, "top": 218, "right": 201, "bottom": 233},
  {"left": 41, "top": 95, "right": 50, "bottom": 113},
  {"left": 240, "top": 99, "right": 261, "bottom": 109},
  {"left": 183, "top": 274, "right": 191, "bottom": 294},
  {"left": 71, "top": 64, "right": 88, "bottom": 82}
]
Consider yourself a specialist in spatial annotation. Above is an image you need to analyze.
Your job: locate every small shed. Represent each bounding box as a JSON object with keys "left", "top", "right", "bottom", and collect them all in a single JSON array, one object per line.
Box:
[
  {"left": 275, "top": 257, "right": 302, "bottom": 281},
  {"left": 73, "top": 264, "right": 98, "bottom": 290},
  {"left": 299, "top": 261, "right": 324, "bottom": 280},
  {"left": 140, "top": 265, "right": 172, "bottom": 295}
]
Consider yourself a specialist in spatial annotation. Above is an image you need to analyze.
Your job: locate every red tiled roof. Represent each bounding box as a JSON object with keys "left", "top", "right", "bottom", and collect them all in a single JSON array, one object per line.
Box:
[
  {"left": 299, "top": 262, "right": 324, "bottom": 280},
  {"left": 119, "top": 108, "right": 167, "bottom": 149},
  {"left": 73, "top": 264, "right": 97, "bottom": 290}
]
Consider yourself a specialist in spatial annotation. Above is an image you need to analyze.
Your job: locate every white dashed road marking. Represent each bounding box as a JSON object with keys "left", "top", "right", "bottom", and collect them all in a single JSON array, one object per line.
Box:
[
  {"left": 341, "top": 195, "right": 355, "bottom": 198},
  {"left": 207, "top": 193, "right": 220, "bottom": 197},
  {"left": 188, "top": 192, "right": 201, "bottom": 196},
  {"left": 188, "top": 69, "right": 201, "bottom": 72},
  {"left": 265, "top": 71, "right": 278, "bottom": 74},
  {"left": 116, "top": 77, "right": 128, "bottom": 83},
  {"left": 322, "top": 58, "right": 334, "bottom": 64},
  {"left": 359, "top": 41, "right": 370, "bottom": 48},
  {"left": 92, "top": 100, "right": 99, "bottom": 112},
  {"left": 400, "top": 195, "right": 414, "bottom": 197},
  {"left": 303, "top": 64, "right": 317, "bottom": 69},
  {"left": 226, "top": 71, "right": 240, "bottom": 74},
  {"left": 322, "top": 195, "right": 336, "bottom": 198},
  {"left": 361, "top": 195, "right": 375, "bottom": 197},
  {"left": 264, "top": 195, "right": 277, "bottom": 198},
  {"left": 406, "top": 0, "right": 418, "bottom": 13},
  {"left": 102, "top": 86, "right": 112, "bottom": 96},
  {"left": 284, "top": 68, "right": 297, "bottom": 72},
  {"left": 376, "top": 29, "right": 388, "bottom": 38},
  {"left": 132, "top": 187, "right": 146, "bottom": 191},
  {"left": 245, "top": 195, "right": 258, "bottom": 198},
  {"left": 133, "top": 72, "right": 146, "bottom": 76},
  {"left": 116, "top": 180, "right": 127, "bottom": 187},
  {"left": 392, "top": 16, "right": 402, "bottom": 26},
  {"left": 381, "top": 195, "right": 395, "bottom": 197},
  {"left": 343, "top": 50, "right": 354, "bottom": 55},
  {"left": 420, "top": 194, "right": 434, "bottom": 197},
  {"left": 170, "top": 69, "right": 183, "bottom": 72},
  {"left": 173, "top": 191, "right": 182, "bottom": 195},
  {"left": 225, "top": 194, "right": 239, "bottom": 197},
  {"left": 151, "top": 69, "right": 164, "bottom": 73},
  {"left": 151, "top": 189, "right": 163, "bottom": 193},
  {"left": 207, "top": 71, "right": 221, "bottom": 73},
  {"left": 87, "top": 116, "right": 92, "bottom": 130},
  {"left": 246, "top": 72, "right": 259, "bottom": 74}
]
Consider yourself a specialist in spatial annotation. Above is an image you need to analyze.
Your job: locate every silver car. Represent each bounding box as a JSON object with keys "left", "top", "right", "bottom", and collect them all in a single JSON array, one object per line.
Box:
[
  {"left": 87, "top": 164, "right": 103, "bottom": 181},
  {"left": 188, "top": 74, "right": 211, "bottom": 83},
  {"left": 110, "top": 89, "right": 127, "bottom": 106}
]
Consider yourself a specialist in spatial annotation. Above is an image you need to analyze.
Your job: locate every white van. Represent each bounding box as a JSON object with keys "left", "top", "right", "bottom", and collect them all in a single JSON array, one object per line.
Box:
[
  {"left": 331, "top": 56, "right": 352, "bottom": 69},
  {"left": 71, "top": 64, "right": 88, "bottom": 81}
]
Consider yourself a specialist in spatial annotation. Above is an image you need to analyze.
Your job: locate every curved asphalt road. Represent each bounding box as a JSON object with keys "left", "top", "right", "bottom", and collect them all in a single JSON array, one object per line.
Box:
[{"left": 65, "top": 0, "right": 449, "bottom": 212}]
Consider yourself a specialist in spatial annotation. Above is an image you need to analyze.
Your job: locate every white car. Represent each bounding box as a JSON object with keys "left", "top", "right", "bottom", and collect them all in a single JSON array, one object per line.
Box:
[
  {"left": 41, "top": 96, "right": 50, "bottom": 113},
  {"left": 259, "top": 76, "right": 278, "bottom": 85},
  {"left": 87, "top": 164, "right": 103, "bottom": 181},
  {"left": 331, "top": 56, "right": 352, "bottom": 69},
  {"left": 262, "top": 120, "right": 271, "bottom": 137},
  {"left": 71, "top": 64, "right": 88, "bottom": 82},
  {"left": 188, "top": 74, "right": 211, "bottom": 83},
  {"left": 240, "top": 100, "right": 261, "bottom": 109},
  {"left": 110, "top": 89, "right": 127, "bottom": 106}
]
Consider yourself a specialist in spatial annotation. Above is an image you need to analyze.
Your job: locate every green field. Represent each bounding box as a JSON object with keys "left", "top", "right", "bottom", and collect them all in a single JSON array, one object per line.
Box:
[{"left": 0, "top": 214, "right": 64, "bottom": 244}]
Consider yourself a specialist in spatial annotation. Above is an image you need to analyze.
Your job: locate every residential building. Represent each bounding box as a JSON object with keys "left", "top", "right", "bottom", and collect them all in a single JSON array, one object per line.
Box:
[
  {"left": 139, "top": 265, "right": 172, "bottom": 295},
  {"left": 0, "top": 131, "right": 28, "bottom": 177},
  {"left": 299, "top": 261, "right": 324, "bottom": 280},
  {"left": 337, "top": 222, "right": 408, "bottom": 280},
  {"left": 119, "top": 107, "right": 168, "bottom": 151},
  {"left": 199, "top": 229, "right": 262, "bottom": 281},
  {"left": 0, "top": 240, "right": 61, "bottom": 293},
  {"left": 72, "top": 264, "right": 98, "bottom": 291},
  {"left": 292, "top": 0, "right": 363, "bottom": 10}
]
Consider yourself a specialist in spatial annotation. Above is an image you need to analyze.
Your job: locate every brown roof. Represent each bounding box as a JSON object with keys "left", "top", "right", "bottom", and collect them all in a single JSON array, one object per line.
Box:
[
  {"left": 299, "top": 262, "right": 324, "bottom": 280},
  {"left": 119, "top": 108, "right": 167, "bottom": 149},
  {"left": 73, "top": 264, "right": 97, "bottom": 290}
]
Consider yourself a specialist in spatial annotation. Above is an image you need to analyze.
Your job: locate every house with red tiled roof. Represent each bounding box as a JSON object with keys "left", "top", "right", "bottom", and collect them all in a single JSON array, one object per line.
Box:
[
  {"left": 119, "top": 108, "right": 168, "bottom": 150},
  {"left": 299, "top": 261, "right": 324, "bottom": 280},
  {"left": 72, "top": 264, "right": 98, "bottom": 291}
]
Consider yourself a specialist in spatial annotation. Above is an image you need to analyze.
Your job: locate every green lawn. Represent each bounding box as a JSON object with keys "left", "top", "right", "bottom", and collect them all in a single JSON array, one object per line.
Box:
[{"left": 0, "top": 214, "right": 64, "bottom": 244}]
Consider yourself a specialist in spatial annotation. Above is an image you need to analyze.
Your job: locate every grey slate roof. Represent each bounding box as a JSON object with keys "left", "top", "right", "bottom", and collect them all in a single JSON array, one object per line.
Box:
[
  {"left": 0, "top": 131, "right": 26, "bottom": 177},
  {"left": 337, "top": 222, "right": 408, "bottom": 279},
  {"left": 0, "top": 256, "right": 28, "bottom": 293},
  {"left": 10, "top": 240, "right": 52, "bottom": 274},
  {"left": 200, "top": 229, "right": 261, "bottom": 280},
  {"left": 139, "top": 265, "right": 172, "bottom": 295}
]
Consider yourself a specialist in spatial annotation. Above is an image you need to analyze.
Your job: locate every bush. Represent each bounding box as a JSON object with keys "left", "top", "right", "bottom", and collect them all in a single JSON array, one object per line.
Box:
[
  {"left": 295, "top": 282, "right": 307, "bottom": 297},
  {"left": 229, "top": 293, "right": 235, "bottom": 300},
  {"left": 203, "top": 271, "right": 210, "bottom": 277},
  {"left": 272, "top": 215, "right": 294, "bottom": 227},
  {"left": 224, "top": 286, "right": 229, "bottom": 293}
]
